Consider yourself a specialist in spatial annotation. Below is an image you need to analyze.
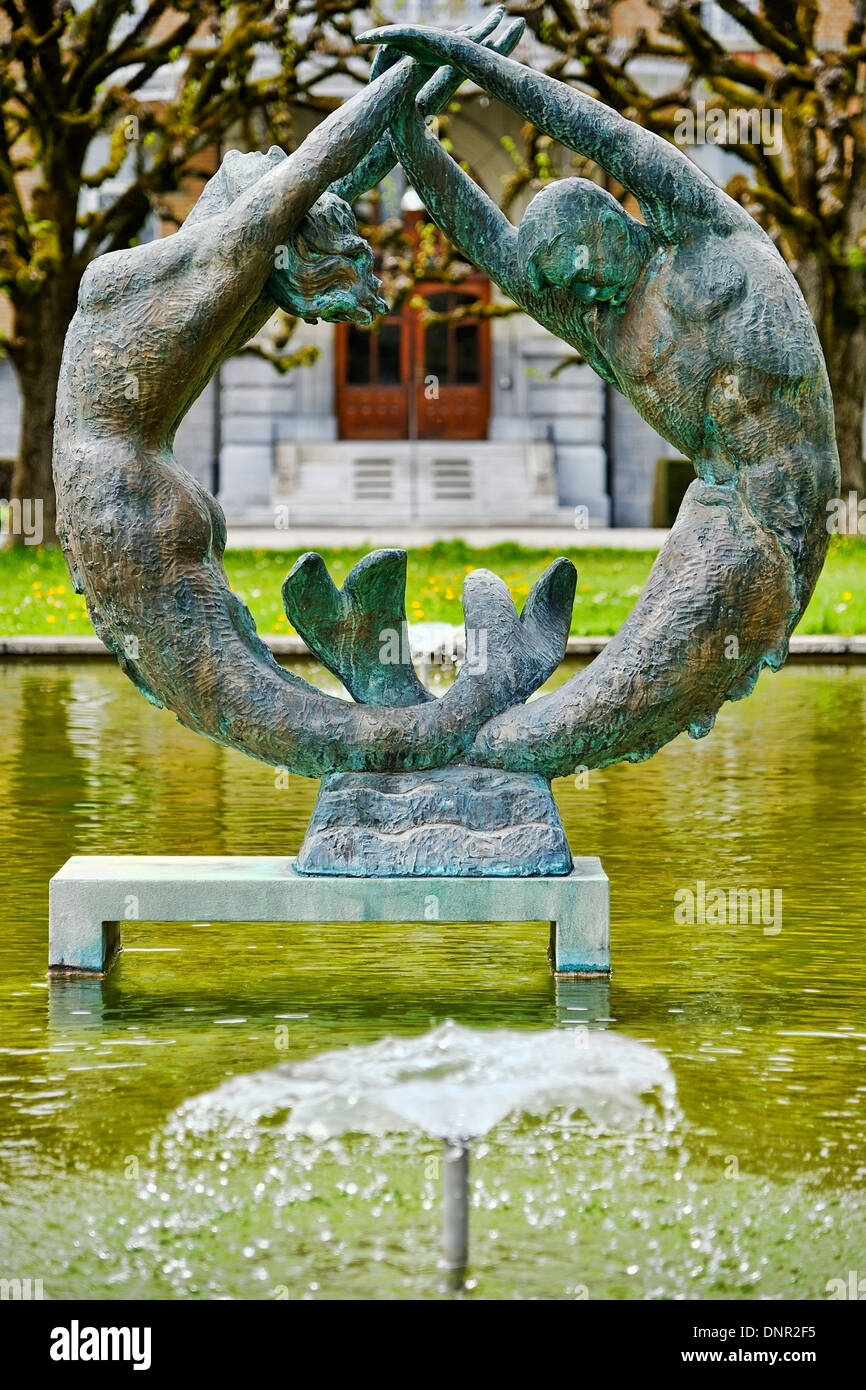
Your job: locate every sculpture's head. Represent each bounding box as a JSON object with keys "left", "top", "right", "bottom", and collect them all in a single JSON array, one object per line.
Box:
[
  {"left": 187, "top": 147, "right": 388, "bottom": 326},
  {"left": 519, "top": 178, "right": 649, "bottom": 308},
  {"left": 269, "top": 191, "right": 389, "bottom": 327}
]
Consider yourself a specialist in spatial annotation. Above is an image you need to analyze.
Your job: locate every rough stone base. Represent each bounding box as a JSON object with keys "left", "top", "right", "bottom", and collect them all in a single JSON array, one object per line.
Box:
[{"left": 296, "top": 764, "right": 572, "bottom": 877}]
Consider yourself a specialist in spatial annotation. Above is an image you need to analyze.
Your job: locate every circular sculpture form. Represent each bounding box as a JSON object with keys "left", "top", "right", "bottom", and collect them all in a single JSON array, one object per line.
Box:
[{"left": 54, "top": 11, "right": 840, "bottom": 791}]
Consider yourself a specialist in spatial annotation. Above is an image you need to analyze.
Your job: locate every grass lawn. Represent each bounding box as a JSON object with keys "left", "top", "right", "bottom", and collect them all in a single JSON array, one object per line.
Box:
[{"left": 0, "top": 533, "right": 863, "bottom": 636}]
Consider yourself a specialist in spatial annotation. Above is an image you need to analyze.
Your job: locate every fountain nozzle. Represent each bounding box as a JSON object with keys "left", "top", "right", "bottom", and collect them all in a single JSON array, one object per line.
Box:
[{"left": 441, "top": 1136, "right": 471, "bottom": 1281}]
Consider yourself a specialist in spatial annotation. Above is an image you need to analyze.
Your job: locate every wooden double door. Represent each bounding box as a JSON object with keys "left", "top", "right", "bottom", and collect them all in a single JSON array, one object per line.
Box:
[{"left": 336, "top": 277, "right": 490, "bottom": 441}]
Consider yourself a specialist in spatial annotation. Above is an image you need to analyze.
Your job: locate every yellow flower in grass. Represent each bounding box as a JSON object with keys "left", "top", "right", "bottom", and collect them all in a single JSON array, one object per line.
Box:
[{"left": 842, "top": 591, "right": 852, "bottom": 602}]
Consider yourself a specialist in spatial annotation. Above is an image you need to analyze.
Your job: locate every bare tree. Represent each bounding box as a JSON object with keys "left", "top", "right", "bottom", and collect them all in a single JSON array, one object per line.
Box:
[{"left": 0, "top": 0, "right": 375, "bottom": 543}]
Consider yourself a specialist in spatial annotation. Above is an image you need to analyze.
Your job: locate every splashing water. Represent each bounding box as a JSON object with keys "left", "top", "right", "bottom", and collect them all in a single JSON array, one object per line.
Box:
[
  {"left": 163, "top": 1021, "right": 679, "bottom": 1279},
  {"left": 169, "top": 1020, "right": 678, "bottom": 1145},
  {"left": 5, "top": 662, "right": 865, "bottom": 1298}
]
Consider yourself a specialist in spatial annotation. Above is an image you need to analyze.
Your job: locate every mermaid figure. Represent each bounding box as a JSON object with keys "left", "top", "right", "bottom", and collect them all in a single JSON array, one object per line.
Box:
[
  {"left": 359, "top": 21, "right": 840, "bottom": 775},
  {"left": 53, "top": 10, "right": 575, "bottom": 778}
]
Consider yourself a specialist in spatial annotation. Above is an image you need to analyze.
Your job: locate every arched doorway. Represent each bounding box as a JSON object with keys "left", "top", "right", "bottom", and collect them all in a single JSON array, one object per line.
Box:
[{"left": 335, "top": 167, "right": 492, "bottom": 442}]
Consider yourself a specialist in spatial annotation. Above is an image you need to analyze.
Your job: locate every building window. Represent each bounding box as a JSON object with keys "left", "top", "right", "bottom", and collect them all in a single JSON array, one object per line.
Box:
[
  {"left": 700, "top": 0, "right": 759, "bottom": 45},
  {"left": 346, "top": 318, "right": 402, "bottom": 387},
  {"left": 423, "top": 292, "right": 484, "bottom": 388}
]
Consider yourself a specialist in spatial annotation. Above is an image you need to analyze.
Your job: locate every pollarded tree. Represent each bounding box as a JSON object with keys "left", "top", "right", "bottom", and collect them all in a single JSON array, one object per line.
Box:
[
  {"left": 504, "top": 0, "right": 866, "bottom": 495},
  {"left": 0, "top": 0, "right": 375, "bottom": 544}
]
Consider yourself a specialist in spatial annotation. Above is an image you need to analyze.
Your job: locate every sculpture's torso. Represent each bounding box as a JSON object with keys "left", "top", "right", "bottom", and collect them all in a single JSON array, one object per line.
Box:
[
  {"left": 538, "top": 223, "right": 837, "bottom": 482},
  {"left": 58, "top": 241, "right": 243, "bottom": 450}
]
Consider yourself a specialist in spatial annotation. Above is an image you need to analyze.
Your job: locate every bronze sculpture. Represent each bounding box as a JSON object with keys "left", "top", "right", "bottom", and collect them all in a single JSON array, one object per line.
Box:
[
  {"left": 359, "top": 19, "right": 840, "bottom": 777},
  {"left": 53, "top": 13, "right": 574, "bottom": 790},
  {"left": 52, "top": 9, "right": 839, "bottom": 875}
]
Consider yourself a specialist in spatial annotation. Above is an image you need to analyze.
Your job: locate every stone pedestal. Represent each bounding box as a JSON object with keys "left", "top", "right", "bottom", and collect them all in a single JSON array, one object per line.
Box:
[
  {"left": 296, "top": 765, "right": 572, "bottom": 877},
  {"left": 48, "top": 855, "right": 609, "bottom": 980}
]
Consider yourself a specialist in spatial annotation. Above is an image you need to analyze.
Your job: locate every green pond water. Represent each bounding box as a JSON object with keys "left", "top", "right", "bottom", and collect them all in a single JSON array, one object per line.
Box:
[{"left": 0, "top": 657, "right": 864, "bottom": 1300}]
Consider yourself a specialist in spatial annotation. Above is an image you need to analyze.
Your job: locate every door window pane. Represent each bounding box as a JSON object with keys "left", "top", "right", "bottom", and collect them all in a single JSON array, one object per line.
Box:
[
  {"left": 377, "top": 320, "right": 402, "bottom": 385},
  {"left": 347, "top": 320, "right": 403, "bottom": 385},
  {"left": 421, "top": 292, "right": 485, "bottom": 385},
  {"left": 346, "top": 326, "right": 372, "bottom": 384},
  {"left": 455, "top": 321, "right": 480, "bottom": 384},
  {"left": 425, "top": 321, "right": 449, "bottom": 382},
  {"left": 425, "top": 292, "right": 453, "bottom": 383}
]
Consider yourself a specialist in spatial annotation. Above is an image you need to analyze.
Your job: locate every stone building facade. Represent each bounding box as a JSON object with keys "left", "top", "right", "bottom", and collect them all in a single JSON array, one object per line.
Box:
[{"left": 1, "top": 1, "right": 859, "bottom": 529}]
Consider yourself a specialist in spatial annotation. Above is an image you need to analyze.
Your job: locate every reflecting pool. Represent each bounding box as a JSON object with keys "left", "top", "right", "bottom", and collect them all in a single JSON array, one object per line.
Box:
[{"left": 0, "top": 658, "right": 863, "bottom": 1298}]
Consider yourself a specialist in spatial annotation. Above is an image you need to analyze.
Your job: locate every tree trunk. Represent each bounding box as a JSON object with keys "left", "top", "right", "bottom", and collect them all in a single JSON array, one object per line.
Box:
[
  {"left": 8, "top": 277, "right": 80, "bottom": 548},
  {"left": 824, "top": 316, "right": 866, "bottom": 500}
]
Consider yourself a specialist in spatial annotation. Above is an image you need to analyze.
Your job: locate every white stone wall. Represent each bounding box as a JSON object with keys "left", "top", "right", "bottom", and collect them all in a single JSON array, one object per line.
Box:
[
  {"left": 609, "top": 390, "right": 674, "bottom": 527},
  {"left": 217, "top": 352, "right": 294, "bottom": 517},
  {"left": 215, "top": 319, "right": 338, "bottom": 519},
  {"left": 174, "top": 379, "right": 216, "bottom": 491},
  {"left": 0, "top": 360, "right": 21, "bottom": 467}
]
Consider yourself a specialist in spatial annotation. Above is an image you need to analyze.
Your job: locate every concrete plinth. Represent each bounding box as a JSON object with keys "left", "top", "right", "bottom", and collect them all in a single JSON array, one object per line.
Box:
[{"left": 48, "top": 855, "right": 609, "bottom": 980}]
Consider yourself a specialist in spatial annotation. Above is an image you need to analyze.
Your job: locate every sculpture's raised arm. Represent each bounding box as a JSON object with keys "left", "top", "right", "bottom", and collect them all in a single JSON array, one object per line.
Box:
[
  {"left": 199, "top": 58, "right": 422, "bottom": 282},
  {"left": 331, "top": 6, "right": 512, "bottom": 206},
  {"left": 176, "top": 14, "right": 526, "bottom": 337},
  {"left": 366, "top": 24, "right": 525, "bottom": 304},
  {"left": 357, "top": 26, "right": 746, "bottom": 241}
]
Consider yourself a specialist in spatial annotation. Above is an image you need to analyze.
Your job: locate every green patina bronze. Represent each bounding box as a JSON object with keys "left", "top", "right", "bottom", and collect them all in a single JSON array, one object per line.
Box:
[
  {"left": 358, "top": 19, "right": 840, "bottom": 777},
  {"left": 52, "top": 13, "right": 574, "bottom": 791},
  {"left": 52, "top": 8, "right": 839, "bottom": 875}
]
